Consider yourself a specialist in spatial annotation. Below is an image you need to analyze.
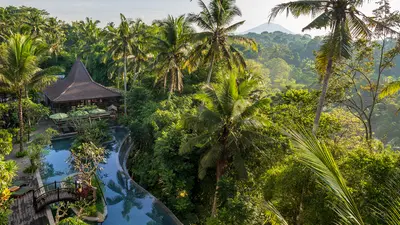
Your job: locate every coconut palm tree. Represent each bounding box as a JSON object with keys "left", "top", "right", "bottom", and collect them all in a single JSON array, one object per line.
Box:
[
  {"left": 106, "top": 14, "right": 147, "bottom": 115},
  {"left": 23, "top": 9, "right": 48, "bottom": 37},
  {"left": 106, "top": 171, "right": 145, "bottom": 221},
  {"left": 0, "top": 34, "right": 61, "bottom": 152},
  {"left": 152, "top": 15, "right": 193, "bottom": 99},
  {"left": 186, "top": 0, "right": 257, "bottom": 84},
  {"left": 130, "top": 19, "right": 149, "bottom": 75},
  {"left": 45, "top": 17, "right": 66, "bottom": 62},
  {"left": 76, "top": 17, "right": 102, "bottom": 65},
  {"left": 268, "top": 0, "right": 393, "bottom": 133},
  {"left": 180, "top": 71, "right": 269, "bottom": 216}
]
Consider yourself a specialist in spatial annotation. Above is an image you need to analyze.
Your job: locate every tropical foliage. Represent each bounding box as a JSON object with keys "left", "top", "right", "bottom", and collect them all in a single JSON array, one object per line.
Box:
[{"left": 1, "top": 0, "right": 400, "bottom": 224}]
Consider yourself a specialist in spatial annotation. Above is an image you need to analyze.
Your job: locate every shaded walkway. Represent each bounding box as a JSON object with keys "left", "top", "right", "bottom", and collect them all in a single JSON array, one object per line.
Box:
[{"left": 7, "top": 119, "right": 56, "bottom": 225}]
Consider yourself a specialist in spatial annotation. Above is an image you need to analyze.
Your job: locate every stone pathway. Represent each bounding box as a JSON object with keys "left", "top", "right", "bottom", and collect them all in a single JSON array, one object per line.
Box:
[
  {"left": 5, "top": 119, "right": 55, "bottom": 177},
  {"left": 8, "top": 178, "right": 49, "bottom": 225},
  {"left": 6, "top": 119, "right": 56, "bottom": 225}
]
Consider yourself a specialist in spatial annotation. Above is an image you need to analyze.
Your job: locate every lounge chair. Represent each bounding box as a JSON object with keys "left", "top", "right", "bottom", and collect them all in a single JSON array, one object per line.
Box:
[
  {"left": 11, "top": 180, "right": 28, "bottom": 187},
  {"left": 10, "top": 186, "right": 33, "bottom": 198}
]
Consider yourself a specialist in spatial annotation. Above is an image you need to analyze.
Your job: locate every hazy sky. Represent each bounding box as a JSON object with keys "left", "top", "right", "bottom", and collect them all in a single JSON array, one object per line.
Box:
[{"left": 2, "top": 0, "right": 400, "bottom": 36}]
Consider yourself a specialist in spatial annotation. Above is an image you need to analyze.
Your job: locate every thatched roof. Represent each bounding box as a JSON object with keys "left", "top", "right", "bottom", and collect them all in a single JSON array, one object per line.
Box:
[{"left": 44, "top": 60, "right": 121, "bottom": 103}]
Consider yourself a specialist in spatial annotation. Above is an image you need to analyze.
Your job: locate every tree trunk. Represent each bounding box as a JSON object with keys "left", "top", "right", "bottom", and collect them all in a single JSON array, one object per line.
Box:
[
  {"left": 168, "top": 70, "right": 175, "bottom": 102},
  {"left": 212, "top": 128, "right": 229, "bottom": 217},
  {"left": 123, "top": 52, "right": 128, "bottom": 116},
  {"left": 18, "top": 89, "right": 24, "bottom": 152},
  {"left": 207, "top": 55, "right": 215, "bottom": 84},
  {"left": 211, "top": 158, "right": 226, "bottom": 217},
  {"left": 27, "top": 117, "right": 31, "bottom": 142},
  {"left": 313, "top": 58, "right": 333, "bottom": 134},
  {"left": 25, "top": 88, "right": 31, "bottom": 142},
  {"left": 295, "top": 186, "right": 306, "bottom": 225}
]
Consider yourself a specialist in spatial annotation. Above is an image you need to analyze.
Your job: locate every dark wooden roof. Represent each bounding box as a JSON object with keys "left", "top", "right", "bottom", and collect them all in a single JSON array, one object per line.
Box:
[{"left": 44, "top": 60, "right": 121, "bottom": 103}]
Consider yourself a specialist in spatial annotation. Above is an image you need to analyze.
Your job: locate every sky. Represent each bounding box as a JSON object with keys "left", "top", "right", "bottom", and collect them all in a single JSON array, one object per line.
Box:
[{"left": 1, "top": 0, "right": 400, "bottom": 36}]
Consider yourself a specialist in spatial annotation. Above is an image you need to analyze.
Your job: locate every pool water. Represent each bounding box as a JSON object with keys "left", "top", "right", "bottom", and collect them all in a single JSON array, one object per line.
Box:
[{"left": 40, "top": 127, "right": 180, "bottom": 225}]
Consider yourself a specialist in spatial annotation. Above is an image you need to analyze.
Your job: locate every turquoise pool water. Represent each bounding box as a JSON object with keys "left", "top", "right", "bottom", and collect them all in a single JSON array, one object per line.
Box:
[{"left": 40, "top": 127, "right": 180, "bottom": 225}]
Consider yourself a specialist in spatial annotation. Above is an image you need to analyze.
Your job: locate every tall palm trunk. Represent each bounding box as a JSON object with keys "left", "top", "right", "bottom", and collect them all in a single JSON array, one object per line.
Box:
[
  {"left": 18, "top": 89, "right": 24, "bottom": 152},
  {"left": 312, "top": 58, "right": 333, "bottom": 134},
  {"left": 212, "top": 127, "right": 229, "bottom": 216},
  {"left": 207, "top": 55, "right": 215, "bottom": 84},
  {"left": 25, "top": 88, "right": 31, "bottom": 142},
  {"left": 123, "top": 50, "right": 127, "bottom": 116},
  {"left": 212, "top": 158, "right": 226, "bottom": 217},
  {"left": 168, "top": 70, "right": 175, "bottom": 101}
]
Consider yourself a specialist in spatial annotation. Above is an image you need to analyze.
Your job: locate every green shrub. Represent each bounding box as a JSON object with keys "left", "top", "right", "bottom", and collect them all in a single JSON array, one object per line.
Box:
[
  {"left": 84, "top": 204, "right": 97, "bottom": 217},
  {"left": 16, "top": 150, "right": 28, "bottom": 158},
  {"left": 96, "top": 201, "right": 105, "bottom": 214},
  {"left": 23, "top": 165, "right": 38, "bottom": 174}
]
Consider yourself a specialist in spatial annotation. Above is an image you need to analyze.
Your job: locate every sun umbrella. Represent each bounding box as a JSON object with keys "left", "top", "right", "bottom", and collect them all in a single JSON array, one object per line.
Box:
[
  {"left": 88, "top": 108, "right": 107, "bottom": 115},
  {"left": 70, "top": 110, "right": 89, "bottom": 117},
  {"left": 49, "top": 113, "right": 68, "bottom": 120}
]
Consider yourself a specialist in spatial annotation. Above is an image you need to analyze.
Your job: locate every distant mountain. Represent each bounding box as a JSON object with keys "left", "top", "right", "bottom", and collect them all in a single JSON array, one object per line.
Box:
[{"left": 241, "top": 23, "right": 294, "bottom": 35}]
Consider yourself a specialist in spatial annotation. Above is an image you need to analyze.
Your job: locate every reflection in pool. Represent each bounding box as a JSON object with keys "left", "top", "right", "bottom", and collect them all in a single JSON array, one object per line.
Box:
[{"left": 41, "top": 127, "right": 180, "bottom": 225}]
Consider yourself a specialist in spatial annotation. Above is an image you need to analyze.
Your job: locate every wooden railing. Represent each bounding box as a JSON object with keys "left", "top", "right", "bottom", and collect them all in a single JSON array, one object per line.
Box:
[{"left": 33, "top": 181, "right": 79, "bottom": 212}]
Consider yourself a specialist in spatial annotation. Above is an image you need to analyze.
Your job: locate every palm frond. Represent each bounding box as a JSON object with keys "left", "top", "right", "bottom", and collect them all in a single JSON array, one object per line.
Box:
[
  {"left": 233, "top": 154, "right": 247, "bottom": 179},
  {"left": 238, "top": 79, "right": 258, "bottom": 97},
  {"left": 346, "top": 12, "right": 371, "bottom": 38},
  {"left": 30, "top": 66, "right": 63, "bottom": 88},
  {"left": 224, "top": 20, "right": 245, "bottom": 33},
  {"left": 240, "top": 98, "right": 271, "bottom": 119},
  {"left": 180, "top": 133, "right": 211, "bottom": 154},
  {"left": 302, "top": 11, "right": 332, "bottom": 31},
  {"left": 269, "top": 0, "right": 327, "bottom": 22},
  {"left": 229, "top": 46, "right": 247, "bottom": 70},
  {"left": 285, "top": 126, "right": 364, "bottom": 225},
  {"left": 229, "top": 35, "right": 258, "bottom": 51},
  {"left": 264, "top": 201, "right": 289, "bottom": 225},
  {"left": 199, "top": 144, "right": 222, "bottom": 179},
  {"left": 374, "top": 177, "right": 400, "bottom": 225},
  {"left": 358, "top": 11, "right": 400, "bottom": 37}
]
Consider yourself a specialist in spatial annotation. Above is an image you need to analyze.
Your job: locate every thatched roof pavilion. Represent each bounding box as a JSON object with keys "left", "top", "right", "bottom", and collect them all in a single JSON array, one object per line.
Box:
[{"left": 44, "top": 60, "right": 121, "bottom": 112}]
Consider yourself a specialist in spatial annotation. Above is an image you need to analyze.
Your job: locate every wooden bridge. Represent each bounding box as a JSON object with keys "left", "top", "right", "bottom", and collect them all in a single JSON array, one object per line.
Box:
[{"left": 33, "top": 181, "right": 80, "bottom": 212}]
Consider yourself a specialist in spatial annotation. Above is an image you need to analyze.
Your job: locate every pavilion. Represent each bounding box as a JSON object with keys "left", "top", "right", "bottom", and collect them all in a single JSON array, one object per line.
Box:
[{"left": 44, "top": 60, "right": 121, "bottom": 112}]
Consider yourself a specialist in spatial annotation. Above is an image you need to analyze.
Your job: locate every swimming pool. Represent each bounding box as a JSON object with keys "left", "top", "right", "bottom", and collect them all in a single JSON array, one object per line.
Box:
[{"left": 40, "top": 127, "right": 181, "bottom": 225}]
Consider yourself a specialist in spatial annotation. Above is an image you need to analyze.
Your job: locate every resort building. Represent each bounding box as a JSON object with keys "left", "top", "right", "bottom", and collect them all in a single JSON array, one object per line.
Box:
[{"left": 44, "top": 59, "right": 121, "bottom": 112}]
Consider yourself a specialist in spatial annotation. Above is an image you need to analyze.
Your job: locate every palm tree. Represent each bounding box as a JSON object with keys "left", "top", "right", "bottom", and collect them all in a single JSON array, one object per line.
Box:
[
  {"left": 107, "top": 14, "right": 147, "bottom": 115},
  {"left": 152, "top": 15, "right": 193, "bottom": 99},
  {"left": 0, "top": 34, "right": 61, "bottom": 151},
  {"left": 180, "top": 71, "right": 269, "bottom": 216},
  {"left": 76, "top": 17, "right": 101, "bottom": 65},
  {"left": 187, "top": 0, "right": 257, "bottom": 84},
  {"left": 129, "top": 19, "right": 149, "bottom": 84},
  {"left": 45, "top": 17, "right": 66, "bottom": 62},
  {"left": 23, "top": 10, "right": 47, "bottom": 37},
  {"left": 268, "top": 0, "right": 388, "bottom": 133},
  {"left": 106, "top": 171, "right": 145, "bottom": 221}
]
